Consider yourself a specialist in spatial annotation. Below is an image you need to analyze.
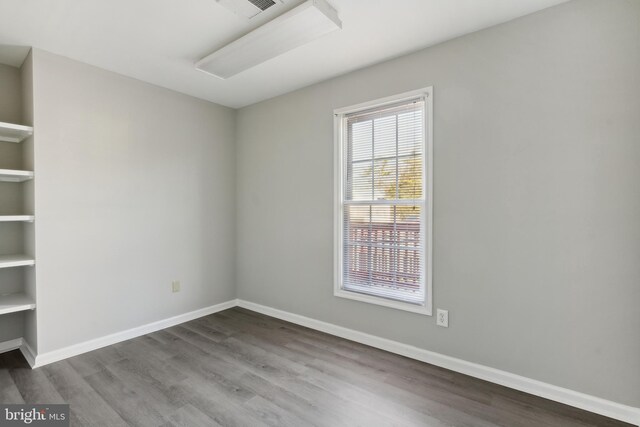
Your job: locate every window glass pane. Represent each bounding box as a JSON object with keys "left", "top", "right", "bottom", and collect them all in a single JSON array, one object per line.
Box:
[
  {"left": 397, "top": 155, "right": 422, "bottom": 199},
  {"left": 373, "top": 115, "right": 396, "bottom": 159},
  {"left": 344, "top": 205, "right": 371, "bottom": 286},
  {"left": 394, "top": 205, "right": 422, "bottom": 292},
  {"left": 398, "top": 110, "right": 423, "bottom": 156},
  {"left": 348, "top": 161, "right": 373, "bottom": 201},
  {"left": 350, "top": 121, "right": 372, "bottom": 162},
  {"left": 370, "top": 204, "right": 395, "bottom": 245},
  {"left": 396, "top": 207, "right": 421, "bottom": 247},
  {"left": 373, "top": 158, "right": 397, "bottom": 200}
]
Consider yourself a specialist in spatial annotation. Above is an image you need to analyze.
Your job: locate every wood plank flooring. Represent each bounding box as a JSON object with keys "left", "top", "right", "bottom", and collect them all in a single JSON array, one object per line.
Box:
[{"left": 0, "top": 307, "right": 632, "bottom": 426}]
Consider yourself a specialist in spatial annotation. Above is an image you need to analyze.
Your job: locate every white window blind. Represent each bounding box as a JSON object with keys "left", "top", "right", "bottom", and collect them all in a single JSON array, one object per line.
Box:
[{"left": 335, "top": 90, "right": 431, "bottom": 311}]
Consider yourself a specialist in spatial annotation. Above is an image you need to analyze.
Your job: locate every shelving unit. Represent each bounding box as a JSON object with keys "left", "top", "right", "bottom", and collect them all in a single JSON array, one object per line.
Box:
[
  {"left": 0, "top": 109, "right": 36, "bottom": 354},
  {"left": 0, "top": 121, "right": 33, "bottom": 143},
  {"left": 0, "top": 293, "right": 36, "bottom": 315}
]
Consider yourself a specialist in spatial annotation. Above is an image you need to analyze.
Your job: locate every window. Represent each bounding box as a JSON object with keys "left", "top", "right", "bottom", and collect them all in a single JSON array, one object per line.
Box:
[{"left": 334, "top": 88, "right": 432, "bottom": 315}]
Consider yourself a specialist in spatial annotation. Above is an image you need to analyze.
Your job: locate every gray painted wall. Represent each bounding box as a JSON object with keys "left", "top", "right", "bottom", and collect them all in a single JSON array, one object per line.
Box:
[
  {"left": 30, "top": 50, "right": 237, "bottom": 353},
  {"left": 236, "top": 0, "right": 640, "bottom": 407},
  {"left": 0, "top": 63, "right": 21, "bottom": 124}
]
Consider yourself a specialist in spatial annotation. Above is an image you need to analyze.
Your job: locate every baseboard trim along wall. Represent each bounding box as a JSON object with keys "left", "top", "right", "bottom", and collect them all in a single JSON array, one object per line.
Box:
[
  {"left": 30, "top": 299, "right": 237, "bottom": 368},
  {"left": 22, "top": 298, "right": 639, "bottom": 425},
  {"left": 20, "top": 339, "right": 37, "bottom": 367},
  {"left": 236, "top": 300, "right": 640, "bottom": 426},
  {"left": 0, "top": 337, "right": 23, "bottom": 354}
]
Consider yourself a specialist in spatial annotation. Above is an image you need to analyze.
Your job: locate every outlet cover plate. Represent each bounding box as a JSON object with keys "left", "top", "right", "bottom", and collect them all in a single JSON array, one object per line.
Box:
[
  {"left": 172, "top": 281, "right": 181, "bottom": 293},
  {"left": 436, "top": 309, "right": 449, "bottom": 327}
]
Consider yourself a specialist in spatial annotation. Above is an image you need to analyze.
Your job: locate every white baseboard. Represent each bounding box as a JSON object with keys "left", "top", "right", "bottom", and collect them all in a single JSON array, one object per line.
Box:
[
  {"left": 20, "top": 339, "right": 36, "bottom": 367},
  {"left": 236, "top": 299, "right": 640, "bottom": 426},
  {"left": 0, "top": 337, "right": 23, "bottom": 354},
  {"left": 32, "top": 299, "right": 237, "bottom": 368}
]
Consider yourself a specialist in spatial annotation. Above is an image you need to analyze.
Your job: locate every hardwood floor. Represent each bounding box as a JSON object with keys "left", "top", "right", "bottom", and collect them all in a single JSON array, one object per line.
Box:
[{"left": 0, "top": 307, "right": 632, "bottom": 427}]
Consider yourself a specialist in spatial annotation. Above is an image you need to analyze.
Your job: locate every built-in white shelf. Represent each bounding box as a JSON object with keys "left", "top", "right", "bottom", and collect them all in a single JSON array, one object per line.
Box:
[
  {"left": 0, "top": 169, "right": 34, "bottom": 183},
  {"left": 0, "top": 255, "right": 35, "bottom": 269},
  {"left": 0, "top": 293, "right": 36, "bottom": 315},
  {"left": 0, "top": 215, "right": 34, "bottom": 222},
  {"left": 0, "top": 121, "right": 33, "bottom": 143}
]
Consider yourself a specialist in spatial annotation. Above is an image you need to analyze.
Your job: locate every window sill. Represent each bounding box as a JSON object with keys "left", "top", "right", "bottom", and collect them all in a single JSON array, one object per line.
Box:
[{"left": 334, "top": 288, "right": 432, "bottom": 316}]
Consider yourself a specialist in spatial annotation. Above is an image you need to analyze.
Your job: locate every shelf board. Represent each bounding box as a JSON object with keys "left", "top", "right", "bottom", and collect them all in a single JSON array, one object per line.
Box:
[
  {"left": 0, "top": 255, "right": 35, "bottom": 269},
  {"left": 0, "top": 293, "right": 36, "bottom": 315},
  {"left": 0, "top": 215, "right": 34, "bottom": 222},
  {"left": 0, "top": 121, "right": 33, "bottom": 143},
  {"left": 0, "top": 169, "right": 34, "bottom": 183}
]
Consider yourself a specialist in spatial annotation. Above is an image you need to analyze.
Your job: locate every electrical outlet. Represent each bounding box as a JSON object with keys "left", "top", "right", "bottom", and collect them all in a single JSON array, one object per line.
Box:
[
  {"left": 172, "top": 280, "right": 181, "bottom": 293},
  {"left": 436, "top": 309, "right": 449, "bottom": 327}
]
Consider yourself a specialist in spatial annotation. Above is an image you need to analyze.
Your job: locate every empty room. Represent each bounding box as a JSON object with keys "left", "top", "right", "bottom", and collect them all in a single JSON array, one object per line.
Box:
[{"left": 0, "top": 0, "right": 638, "bottom": 426}]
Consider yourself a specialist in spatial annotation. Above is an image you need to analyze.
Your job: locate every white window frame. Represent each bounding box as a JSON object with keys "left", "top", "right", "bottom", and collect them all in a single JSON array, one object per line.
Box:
[{"left": 333, "top": 87, "right": 433, "bottom": 316}]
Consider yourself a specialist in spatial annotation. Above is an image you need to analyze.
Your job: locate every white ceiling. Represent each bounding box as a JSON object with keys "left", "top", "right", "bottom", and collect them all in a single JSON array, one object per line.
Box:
[{"left": 0, "top": 0, "right": 567, "bottom": 108}]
